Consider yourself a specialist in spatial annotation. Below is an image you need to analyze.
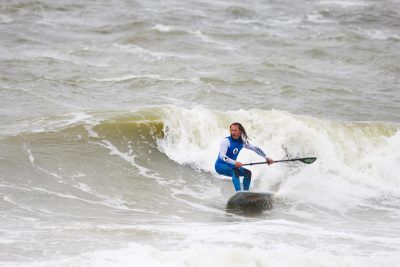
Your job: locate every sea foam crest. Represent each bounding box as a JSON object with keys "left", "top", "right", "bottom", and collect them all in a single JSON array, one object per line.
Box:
[{"left": 157, "top": 106, "right": 400, "bottom": 210}]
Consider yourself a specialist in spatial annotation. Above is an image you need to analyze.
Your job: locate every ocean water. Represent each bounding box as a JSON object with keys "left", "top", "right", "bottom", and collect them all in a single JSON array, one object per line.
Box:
[{"left": 1, "top": 0, "right": 400, "bottom": 266}]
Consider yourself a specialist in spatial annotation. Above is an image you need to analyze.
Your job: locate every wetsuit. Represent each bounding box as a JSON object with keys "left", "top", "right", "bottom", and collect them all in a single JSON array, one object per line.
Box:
[{"left": 215, "top": 136, "right": 268, "bottom": 191}]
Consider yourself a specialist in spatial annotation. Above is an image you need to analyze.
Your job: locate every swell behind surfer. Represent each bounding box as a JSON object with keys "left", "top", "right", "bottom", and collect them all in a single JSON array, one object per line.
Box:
[{"left": 215, "top": 122, "right": 274, "bottom": 191}]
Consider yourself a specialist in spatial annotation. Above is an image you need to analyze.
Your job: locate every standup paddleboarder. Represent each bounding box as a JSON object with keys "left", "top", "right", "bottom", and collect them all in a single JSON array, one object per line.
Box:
[{"left": 215, "top": 122, "right": 274, "bottom": 191}]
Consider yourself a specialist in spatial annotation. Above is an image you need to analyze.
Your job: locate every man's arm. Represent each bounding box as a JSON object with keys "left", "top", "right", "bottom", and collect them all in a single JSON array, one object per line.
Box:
[
  {"left": 244, "top": 142, "right": 268, "bottom": 158},
  {"left": 244, "top": 142, "right": 274, "bottom": 165},
  {"left": 218, "top": 138, "right": 236, "bottom": 166}
]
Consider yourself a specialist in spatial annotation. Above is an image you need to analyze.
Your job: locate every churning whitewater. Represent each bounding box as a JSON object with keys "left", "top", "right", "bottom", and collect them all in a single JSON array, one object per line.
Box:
[
  {"left": 1, "top": 0, "right": 400, "bottom": 266},
  {"left": 1, "top": 106, "right": 400, "bottom": 266}
]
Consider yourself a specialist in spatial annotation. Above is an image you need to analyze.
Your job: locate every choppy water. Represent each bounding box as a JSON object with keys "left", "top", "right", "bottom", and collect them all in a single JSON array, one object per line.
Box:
[{"left": 1, "top": 0, "right": 400, "bottom": 266}]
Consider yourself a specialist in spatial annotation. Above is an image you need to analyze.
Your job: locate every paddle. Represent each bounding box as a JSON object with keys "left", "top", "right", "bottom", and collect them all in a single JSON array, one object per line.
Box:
[{"left": 242, "top": 157, "right": 317, "bottom": 166}]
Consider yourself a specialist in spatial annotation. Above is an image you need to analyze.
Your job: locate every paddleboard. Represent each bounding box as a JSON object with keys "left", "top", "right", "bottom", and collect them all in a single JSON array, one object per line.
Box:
[{"left": 226, "top": 191, "right": 273, "bottom": 211}]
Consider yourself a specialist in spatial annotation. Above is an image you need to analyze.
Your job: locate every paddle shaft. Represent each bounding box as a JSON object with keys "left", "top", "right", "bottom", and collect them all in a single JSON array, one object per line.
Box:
[{"left": 242, "top": 157, "right": 316, "bottom": 166}]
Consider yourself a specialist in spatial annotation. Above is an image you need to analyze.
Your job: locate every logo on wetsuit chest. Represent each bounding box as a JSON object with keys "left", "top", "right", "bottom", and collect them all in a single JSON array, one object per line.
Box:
[{"left": 233, "top": 148, "right": 239, "bottom": 154}]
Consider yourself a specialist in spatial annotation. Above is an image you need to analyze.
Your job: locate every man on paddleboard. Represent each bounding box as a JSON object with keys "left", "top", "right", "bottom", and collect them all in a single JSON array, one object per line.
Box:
[{"left": 215, "top": 122, "right": 274, "bottom": 191}]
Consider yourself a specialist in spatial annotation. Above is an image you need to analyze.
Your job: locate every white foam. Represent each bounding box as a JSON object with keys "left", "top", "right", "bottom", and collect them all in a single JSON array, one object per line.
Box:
[
  {"left": 157, "top": 106, "right": 400, "bottom": 211},
  {"left": 317, "top": 0, "right": 370, "bottom": 7},
  {"left": 21, "top": 141, "right": 141, "bottom": 212},
  {"left": 112, "top": 43, "right": 203, "bottom": 62},
  {"left": 359, "top": 29, "right": 400, "bottom": 41},
  {"left": 23, "top": 143, "right": 67, "bottom": 183},
  {"left": 305, "top": 13, "right": 336, "bottom": 24},
  {"left": 170, "top": 187, "right": 226, "bottom": 215},
  {"left": 16, "top": 87, "right": 79, "bottom": 110},
  {"left": 91, "top": 139, "right": 167, "bottom": 185},
  {"left": 71, "top": 172, "right": 87, "bottom": 178},
  {"left": 29, "top": 186, "right": 141, "bottom": 212},
  {"left": 22, "top": 49, "right": 109, "bottom": 67},
  {"left": 28, "top": 112, "right": 97, "bottom": 133},
  {"left": 190, "top": 30, "right": 236, "bottom": 51},
  {"left": 25, "top": 146, "right": 35, "bottom": 164},
  {"left": 12, "top": 241, "right": 399, "bottom": 267},
  {"left": 84, "top": 124, "right": 99, "bottom": 138},
  {"left": 151, "top": 24, "right": 173, "bottom": 32},
  {"left": 92, "top": 73, "right": 188, "bottom": 83},
  {"left": 76, "top": 182, "right": 91, "bottom": 192}
]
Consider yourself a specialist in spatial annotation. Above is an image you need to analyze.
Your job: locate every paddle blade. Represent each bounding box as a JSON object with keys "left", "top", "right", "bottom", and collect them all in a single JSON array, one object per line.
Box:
[{"left": 299, "top": 157, "right": 317, "bottom": 164}]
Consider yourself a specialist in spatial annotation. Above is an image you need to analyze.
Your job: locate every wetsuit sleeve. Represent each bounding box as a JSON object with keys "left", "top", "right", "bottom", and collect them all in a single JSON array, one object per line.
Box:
[
  {"left": 243, "top": 141, "right": 268, "bottom": 159},
  {"left": 218, "top": 138, "right": 236, "bottom": 166}
]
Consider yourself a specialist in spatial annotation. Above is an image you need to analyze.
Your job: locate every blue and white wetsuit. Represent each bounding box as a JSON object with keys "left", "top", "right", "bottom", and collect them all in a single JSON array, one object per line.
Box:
[{"left": 215, "top": 136, "right": 268, "bottom": 191}]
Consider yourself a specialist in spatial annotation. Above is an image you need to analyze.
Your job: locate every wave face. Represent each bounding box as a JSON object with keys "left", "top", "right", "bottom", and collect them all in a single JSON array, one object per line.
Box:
[{"left": 1, "top": 106, "right": 399, "bottom": 266}]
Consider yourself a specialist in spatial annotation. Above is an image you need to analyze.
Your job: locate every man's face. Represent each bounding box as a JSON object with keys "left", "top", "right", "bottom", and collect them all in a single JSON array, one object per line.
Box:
[{"left": 230, "top": 125, "right": 241, "bottom": 139}]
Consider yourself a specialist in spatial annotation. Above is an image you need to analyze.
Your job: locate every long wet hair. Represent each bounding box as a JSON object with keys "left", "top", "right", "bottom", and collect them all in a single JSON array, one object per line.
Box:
[{"left": 230, "top": 122, "right": 249, "bottom": 142}]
